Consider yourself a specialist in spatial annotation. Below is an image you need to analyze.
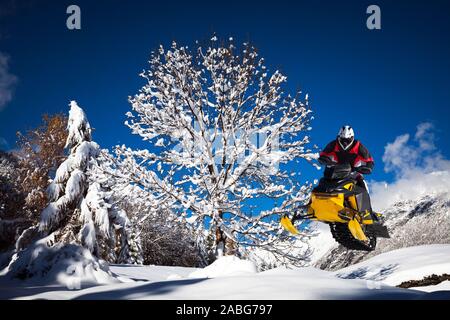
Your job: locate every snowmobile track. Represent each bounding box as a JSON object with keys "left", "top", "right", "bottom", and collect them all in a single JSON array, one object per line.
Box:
[{"left": 329, "top": 223, "right": 376, "bottom": 251}]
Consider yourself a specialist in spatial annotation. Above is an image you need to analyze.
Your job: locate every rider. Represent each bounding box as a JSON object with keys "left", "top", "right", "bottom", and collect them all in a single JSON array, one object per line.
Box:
[{"left": 318, "top": 125, "right": 376, "bottom": 218}]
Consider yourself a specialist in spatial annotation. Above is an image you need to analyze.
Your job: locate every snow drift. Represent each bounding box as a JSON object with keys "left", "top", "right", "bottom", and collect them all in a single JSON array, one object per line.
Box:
[
  {"left": 188, "top": 255, "right": 257, "bottom": 278},
  {"left": 336, "top": 244, "right": 450, "bottom": 287},
  {"left": 0, "top": 234, "right": 119, "bottom": 289}
]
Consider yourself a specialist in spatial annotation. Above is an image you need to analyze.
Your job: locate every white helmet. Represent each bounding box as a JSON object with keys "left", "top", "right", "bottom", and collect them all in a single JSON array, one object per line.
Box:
[{"left": 338, "top": 125, "right": 354, "bottom": 150}]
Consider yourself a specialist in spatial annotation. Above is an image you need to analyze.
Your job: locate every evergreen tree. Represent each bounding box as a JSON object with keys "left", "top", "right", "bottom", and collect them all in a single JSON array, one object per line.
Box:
[{"left": 37, "top": 101, "right": 142, "bottom": 263}]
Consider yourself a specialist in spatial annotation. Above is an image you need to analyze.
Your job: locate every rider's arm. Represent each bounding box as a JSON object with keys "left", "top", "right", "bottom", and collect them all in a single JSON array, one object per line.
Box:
[
  {"left": 318, "top": 155, "right": 336, "bottom": 166},
  {"left": 318, "top": 141, "right": 338, "bottom": 166},
  {"left": 354, "top": 143, "right": 374, "bottom": 174}
]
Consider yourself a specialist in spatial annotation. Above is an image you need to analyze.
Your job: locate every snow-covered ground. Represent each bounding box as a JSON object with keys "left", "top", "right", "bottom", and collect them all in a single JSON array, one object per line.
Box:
[
  {"left": 1, "top": 245, "right": 449, "bottom": 300},
  {"left": 411, "top": 281, "right": 450, "bottom": 293},
  {"left": 336, "top": 244, "right": 450, "bottom": 286}
]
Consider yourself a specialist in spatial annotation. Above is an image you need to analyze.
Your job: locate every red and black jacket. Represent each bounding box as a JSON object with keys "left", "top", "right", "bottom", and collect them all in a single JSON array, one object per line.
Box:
[{"left": 318, "top": 139, "right": 374, "bottom": 174}]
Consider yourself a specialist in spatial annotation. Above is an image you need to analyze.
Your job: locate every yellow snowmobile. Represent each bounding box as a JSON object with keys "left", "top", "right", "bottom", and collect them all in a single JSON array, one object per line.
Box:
[{"left": 281, "top": 163, "right": 390, "bottom": 251}]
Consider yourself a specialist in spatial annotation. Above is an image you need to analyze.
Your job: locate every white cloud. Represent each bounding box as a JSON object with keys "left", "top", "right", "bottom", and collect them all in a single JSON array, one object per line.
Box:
[
  {"left": 415, "top": 122, "right": 436, "bottom": 151},
  {"left": 0, "top": 52, "right": 18, "bottom": 110},
  {"left": 382, "top": 133, "right": 416, "bottom": 176},
  {"left": 370, "top": 122, "right": 450, "bottom": 210}
]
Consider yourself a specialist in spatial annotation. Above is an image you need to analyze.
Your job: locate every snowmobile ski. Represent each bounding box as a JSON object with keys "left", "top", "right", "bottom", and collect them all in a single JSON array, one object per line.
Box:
[{"left": 280, "top": 215, "right": 300, "bottom": 235}]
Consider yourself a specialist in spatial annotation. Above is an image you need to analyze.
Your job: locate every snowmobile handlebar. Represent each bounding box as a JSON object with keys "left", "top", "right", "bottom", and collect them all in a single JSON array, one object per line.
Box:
[{"left": 354, "top": 166, "right": 372, "bottom": 174}]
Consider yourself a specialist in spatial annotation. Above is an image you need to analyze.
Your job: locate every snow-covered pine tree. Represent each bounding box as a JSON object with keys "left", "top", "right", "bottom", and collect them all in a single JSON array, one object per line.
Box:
[
  {"left": 36, "top": 101, "right": 142, "bottom": 264},
  {"left": 118, "top": 36, "right": 317, "bottom": 266},
  {"left": 38, "top": 101, "right": 100, "bottom": 249}
]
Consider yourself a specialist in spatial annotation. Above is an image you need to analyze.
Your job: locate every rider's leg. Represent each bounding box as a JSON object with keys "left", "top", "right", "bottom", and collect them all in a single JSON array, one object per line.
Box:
[{"left": 355, "top": 176, "right": 378, "bottom": 221}]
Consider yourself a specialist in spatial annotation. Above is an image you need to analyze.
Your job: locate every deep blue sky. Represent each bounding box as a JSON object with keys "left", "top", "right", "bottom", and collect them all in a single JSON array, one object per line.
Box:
[{"left": 1, "top": 0, "right": 449, "bottom": 185}]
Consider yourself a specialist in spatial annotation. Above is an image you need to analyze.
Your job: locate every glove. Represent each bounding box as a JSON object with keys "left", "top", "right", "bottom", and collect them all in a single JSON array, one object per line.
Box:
[
  {"left": 355, "top": 166, "right": 372, "bottom": 174},
  {"left": 318, "top": 156, "right": 336, "bottom": 166}
]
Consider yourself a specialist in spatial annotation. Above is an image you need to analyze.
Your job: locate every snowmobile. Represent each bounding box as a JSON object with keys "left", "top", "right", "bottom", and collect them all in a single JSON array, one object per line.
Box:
[{"left": 281, "top": 163, "right": 390, "bottom": 251}]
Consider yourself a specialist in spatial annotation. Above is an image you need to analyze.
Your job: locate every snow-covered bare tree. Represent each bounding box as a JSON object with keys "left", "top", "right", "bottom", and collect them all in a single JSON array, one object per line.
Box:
[
  {"left": 115, "top": 190, "right": 205, "bottom": 267},
  {"left": 139, "top": 214, "right": 205, "bottom": 267},
  {"left": 1, "top": 114, "right": 67, "bottom": 253},
  {"left": 0, "top": 151, "right": 28, "bottom": 251},
  {"left": 16, "top": 114, "right": 68, "bottom": 218},
  {"left": 120, "top": 36, "right": 316, "bottom": 265},
  {"left": 90, "top": 151, "right": 186, "bottom": 265}
]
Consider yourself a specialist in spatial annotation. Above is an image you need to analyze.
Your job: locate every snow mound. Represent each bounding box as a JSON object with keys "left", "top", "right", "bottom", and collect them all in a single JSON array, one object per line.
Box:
[
  {"left": 0, "top": 235, "right": 120, "bottom": 288},
  {"left": 412, "top": 280, "right": 450, "bottom": 293},
  {"left": 189, "top": 256, "right": 257, "bottom": 278},
  {"left": 335, "top": 244, "right": 450, "bottom": 286},
  {"left": 109, "top": 264, "right": 197, "bottom": 282}
]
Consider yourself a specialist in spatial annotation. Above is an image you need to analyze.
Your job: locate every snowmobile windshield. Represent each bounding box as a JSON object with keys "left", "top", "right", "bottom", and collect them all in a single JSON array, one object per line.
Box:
[{"left": 324, "top": 163, "right": 352, "bottom": 180}]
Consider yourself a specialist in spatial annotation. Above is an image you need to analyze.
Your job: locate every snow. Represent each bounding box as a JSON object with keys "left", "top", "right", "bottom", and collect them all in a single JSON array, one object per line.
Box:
[
  {"left": 83, "top": 182, "right": 112, "bottom": 238},
  {"left": 65, "top": 101, "right": 92, "bottom": 150},
  {"left": 109, "top": 264, "right": 198, "bottom": 282},
  {"left": 188, "top": 255, "right": 257, "bottom": 278},
  {"left": 335, "top": 244, "right": 450, "bottom": 286},
  {"left": 64, "top": 169, "right": 85, "bottom": 202},
  {"left": 185, "top": 215, "right": 198, "bottom": 224},
  {"left": 65, "top": 267, "right": 421, "bottom": 300},
  {"left": 0, "top": 236, "right": 118, "bottom": 296},
  {"left": 155, "top": 138, "right": 164, "bottom": 147},
  {"left": 2, "top": 244, "right": 450, "bottom": 300},
  {"left": 411, "top": 280, "right": 450, "bottom": 293}
]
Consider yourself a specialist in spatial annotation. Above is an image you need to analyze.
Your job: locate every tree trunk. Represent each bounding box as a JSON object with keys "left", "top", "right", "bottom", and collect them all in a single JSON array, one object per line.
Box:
[{"left": 215, "top": 225, "right": 237, "bottom": 257}]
